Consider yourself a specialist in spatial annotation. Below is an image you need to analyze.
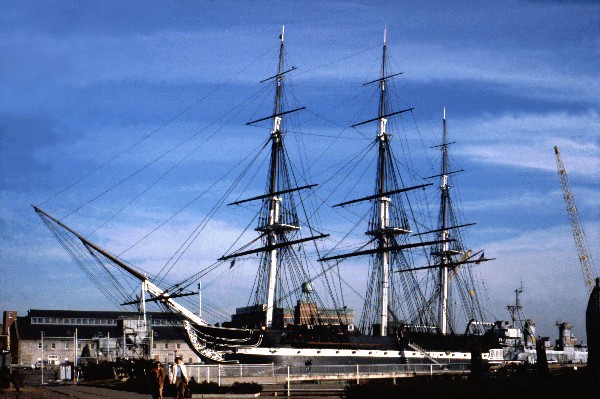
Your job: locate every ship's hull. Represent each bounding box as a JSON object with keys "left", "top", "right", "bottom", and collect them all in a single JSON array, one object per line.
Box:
[
  {"left": 191, "top": 327, "right": 504, "bottom": 365},
  {"left": 186, "top": 319, "right": 505, "bottom": 365},
  {"left": 226, "top": 346, "right": 500, "bottom": 366}
]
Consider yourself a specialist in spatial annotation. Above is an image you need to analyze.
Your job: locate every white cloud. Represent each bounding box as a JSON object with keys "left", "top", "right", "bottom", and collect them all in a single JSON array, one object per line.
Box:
[
  {"left": 479, "top": 222, "right": 600, "bottom": 339},
  {"left": 3, "top": 19, "right": 598, "bottom": 106},
  {"left": 455, "top": 110, "right": 600, "bottom": 177}
]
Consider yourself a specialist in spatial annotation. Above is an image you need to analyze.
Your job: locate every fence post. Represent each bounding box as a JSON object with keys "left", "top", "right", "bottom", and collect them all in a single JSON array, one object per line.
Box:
[
  {"left": 240, "top": 363, "right": 243, "bottom": 378},
  {"left": 218, "top": 364, "right": 222, "bottom": 386},
  {"left": 272, "top": 363, "right": 275, "bottom": 377},
  {"left": 287, "top": 365, "right": 290, "bottom": 397},
  {"left": 356, "top": 364, "right": 359, "bottom": 384},
  {"left": 207, "top": 366, "right": 210, "bottom": 383},
  {"left": 430, "top": 364, "right": 433, "bottom": 379}
]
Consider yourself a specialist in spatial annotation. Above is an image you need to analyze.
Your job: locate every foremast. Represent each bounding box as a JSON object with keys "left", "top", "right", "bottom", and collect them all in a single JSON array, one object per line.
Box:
[{"left": 220, "top": 27, "right": 326, "bottom": 329}]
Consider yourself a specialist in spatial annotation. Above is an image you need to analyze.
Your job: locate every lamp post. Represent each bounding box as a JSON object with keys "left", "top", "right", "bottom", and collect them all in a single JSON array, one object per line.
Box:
[
  {"left": 74, "top": 328, "right": 78, "bottom": 383},
  {"left": 40, "top": 331, "right": 45, "bottom": 385}
]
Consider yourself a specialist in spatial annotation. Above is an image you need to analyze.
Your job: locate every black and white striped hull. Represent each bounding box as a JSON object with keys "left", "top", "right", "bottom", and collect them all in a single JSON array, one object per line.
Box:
[{"left": 226, "top": 346, "right": 502, "bottom": 366}]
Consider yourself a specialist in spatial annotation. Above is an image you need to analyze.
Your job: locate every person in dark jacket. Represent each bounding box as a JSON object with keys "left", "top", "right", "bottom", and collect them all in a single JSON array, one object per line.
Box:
[{"left": 150, "top": 361, "right": 166, "bottom": 399}]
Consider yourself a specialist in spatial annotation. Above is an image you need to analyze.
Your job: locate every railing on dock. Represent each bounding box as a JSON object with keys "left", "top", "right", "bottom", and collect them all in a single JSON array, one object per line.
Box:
[{"left": 184, "top": 362, "right": 470, "bottom": 395}]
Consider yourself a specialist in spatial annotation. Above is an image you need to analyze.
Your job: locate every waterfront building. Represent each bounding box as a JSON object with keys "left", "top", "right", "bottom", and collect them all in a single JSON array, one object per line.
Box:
[{"left": 4, "top": 309, "right": 201, "bottom": 366}]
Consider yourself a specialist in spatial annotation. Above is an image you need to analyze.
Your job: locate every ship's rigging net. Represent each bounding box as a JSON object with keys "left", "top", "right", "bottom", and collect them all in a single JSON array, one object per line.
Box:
[{"left": 36, "top": 209, "right": 234, "bottom": 323}]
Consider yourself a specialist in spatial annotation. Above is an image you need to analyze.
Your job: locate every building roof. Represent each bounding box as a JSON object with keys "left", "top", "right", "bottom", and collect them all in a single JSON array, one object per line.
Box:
[
  {"left": 15, "top": 309, "right": 187, "bottom": 341},
  {"left": 26, "top": 309, "right": 179, "bottom": 319}
]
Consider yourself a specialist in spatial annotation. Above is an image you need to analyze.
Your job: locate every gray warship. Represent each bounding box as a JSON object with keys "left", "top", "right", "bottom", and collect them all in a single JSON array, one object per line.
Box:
[{"left": 493, "top": 285, "right": 588, "bottom": 364}]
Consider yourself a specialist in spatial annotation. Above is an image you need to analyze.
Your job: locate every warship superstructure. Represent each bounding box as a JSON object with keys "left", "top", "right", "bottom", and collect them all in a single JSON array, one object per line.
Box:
[{"left": 494, "top": 286, "right": 587, "bottom": 364}]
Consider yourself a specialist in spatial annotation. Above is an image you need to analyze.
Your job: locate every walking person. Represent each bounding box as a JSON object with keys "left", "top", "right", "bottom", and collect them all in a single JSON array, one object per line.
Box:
[
  {"left": 150, "top": 361, "right": 166, "bottom": 399},
  {"left": 169, "top": 357, "right": 188, "bottom": 399},
  {"left": 304, "top": 359, "right": 312, "bottom": 374}
]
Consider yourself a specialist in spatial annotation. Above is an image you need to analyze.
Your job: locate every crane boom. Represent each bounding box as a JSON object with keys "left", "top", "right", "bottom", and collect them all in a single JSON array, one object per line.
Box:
[{"left": 553, "top": 146, "right": 595, "bottom": 291}]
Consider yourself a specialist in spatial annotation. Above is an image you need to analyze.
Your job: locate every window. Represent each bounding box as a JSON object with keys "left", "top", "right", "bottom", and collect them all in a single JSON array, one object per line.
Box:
[
  {"left": 65, "top": 343, "right": 69, "bottom": 349},
  {"left": 76, "top": 319, "right": 81, "bottom": 324},
  {"left": 50, "top": 318, "right": 56, "bottom": 323},
  {"left": 165, "top": 343, "right": 168, "bottom": 349},
  {"left": 82, "top": 319, "right": 88, "bottom": 325},
  {"left": 8, "top": 312, "right": 13, "bottom": 318},
  {"left": 71, "top": 319, "right": 76, "bottom": 324},
  {"left": 38, "top": 342, "right": 42, "bottom": 349},
  {"left": 51, "top": 342, "right": 56, "bottom": 349},
  {"left": 153, "top": 344, "right": 156, "bottom": 349},
  {"left": 176, "top": 344, "right": 180, "bottom": 349},
  {"left": 89, "top": 319, "right": 95, "bottom": 324},
  {"left": 45, "top": 318, "right": 50, "bottom": 323}
]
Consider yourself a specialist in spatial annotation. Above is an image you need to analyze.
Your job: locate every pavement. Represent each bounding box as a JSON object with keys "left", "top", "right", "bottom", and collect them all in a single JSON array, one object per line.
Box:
[{"left": 1, "top": 385, "right": 151, "bottom": 399}]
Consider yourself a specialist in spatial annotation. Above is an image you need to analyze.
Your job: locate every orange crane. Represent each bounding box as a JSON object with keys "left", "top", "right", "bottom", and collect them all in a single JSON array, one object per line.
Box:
[{"left": 553, "top": 146, "right": 595, "bottom": 291}]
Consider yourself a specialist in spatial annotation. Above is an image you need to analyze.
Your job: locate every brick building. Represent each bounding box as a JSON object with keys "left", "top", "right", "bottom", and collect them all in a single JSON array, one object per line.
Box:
[{"left": 6, "top": 309, "right": 202, "bottom": 366}]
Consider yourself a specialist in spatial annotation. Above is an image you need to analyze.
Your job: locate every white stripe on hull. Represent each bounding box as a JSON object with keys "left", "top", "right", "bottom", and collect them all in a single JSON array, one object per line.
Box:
[{"left": 234, "top": 347, "right": 499, "bottom": 361}]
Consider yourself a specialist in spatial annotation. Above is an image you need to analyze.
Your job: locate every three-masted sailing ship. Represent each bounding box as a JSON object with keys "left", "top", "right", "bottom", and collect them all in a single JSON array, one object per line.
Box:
[{"left": 36, "top": 27, "right": 504, "bottom": 365}]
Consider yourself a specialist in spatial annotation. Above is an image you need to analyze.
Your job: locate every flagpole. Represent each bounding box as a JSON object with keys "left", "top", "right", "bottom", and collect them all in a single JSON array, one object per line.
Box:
[{"left": 198, "top": 282, "right": 202, "bottom": 319}]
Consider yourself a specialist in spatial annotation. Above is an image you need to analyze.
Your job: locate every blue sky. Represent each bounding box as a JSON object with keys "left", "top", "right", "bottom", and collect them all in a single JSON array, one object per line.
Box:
[{"left": 1, "top": 1, "right": 599, "bottom": 342}]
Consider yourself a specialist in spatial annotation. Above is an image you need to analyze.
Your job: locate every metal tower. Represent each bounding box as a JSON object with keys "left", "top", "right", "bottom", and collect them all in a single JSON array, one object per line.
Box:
[{"left": 553, "top": 146, "right": 595, "bottom": 292}]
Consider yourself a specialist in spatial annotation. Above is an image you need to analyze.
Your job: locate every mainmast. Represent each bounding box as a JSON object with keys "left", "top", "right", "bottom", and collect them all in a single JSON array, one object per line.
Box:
[
  {"left": 438, "top": 108, "right": 450, "bottom": 334},
  {"left": 264, "top": 26, "right": 286, "bottom": 329},
  {"left": 376, "top": 28, "right": 391, "bottom": 336},
  {"left": 320, "top": 29, "right": 450, "bottom": 337}
]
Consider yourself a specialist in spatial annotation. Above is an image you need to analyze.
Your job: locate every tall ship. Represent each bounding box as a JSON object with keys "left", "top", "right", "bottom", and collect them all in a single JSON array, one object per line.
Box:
[{"left": 35, "top": 28, "right": 506, "bottom": 365}]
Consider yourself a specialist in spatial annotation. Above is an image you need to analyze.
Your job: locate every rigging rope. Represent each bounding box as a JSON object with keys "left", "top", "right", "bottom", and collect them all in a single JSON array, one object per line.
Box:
[{"left": 40, "top": 43, "right": 279, "bottom": 209}]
